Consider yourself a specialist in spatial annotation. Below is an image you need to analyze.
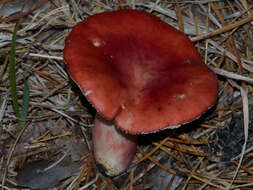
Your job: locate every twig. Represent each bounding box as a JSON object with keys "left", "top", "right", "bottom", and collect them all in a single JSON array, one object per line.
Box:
[{"left": 191, "top": 13, "right": 253, "bottom": 42}]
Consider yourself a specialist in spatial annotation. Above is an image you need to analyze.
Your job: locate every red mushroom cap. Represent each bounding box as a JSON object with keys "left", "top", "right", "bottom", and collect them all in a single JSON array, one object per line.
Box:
[{"left": 64, "top": 9, "right": 217, "bottom": 134}]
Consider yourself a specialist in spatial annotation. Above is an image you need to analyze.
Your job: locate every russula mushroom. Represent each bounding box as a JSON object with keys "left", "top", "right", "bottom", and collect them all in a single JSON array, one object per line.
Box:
[{"left": 63, "top": 9, "right": 217, "bottom": 176}]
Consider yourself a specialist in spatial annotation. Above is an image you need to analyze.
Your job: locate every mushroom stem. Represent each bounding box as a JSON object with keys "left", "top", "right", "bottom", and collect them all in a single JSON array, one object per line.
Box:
[{"left": 92, "top": 114, "right": 137, "bottom": 176}]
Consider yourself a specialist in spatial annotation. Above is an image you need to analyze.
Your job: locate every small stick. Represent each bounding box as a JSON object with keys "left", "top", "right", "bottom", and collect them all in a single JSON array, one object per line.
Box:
[{"left": 191, "top": 13, "right": 253, "bottom": 42}]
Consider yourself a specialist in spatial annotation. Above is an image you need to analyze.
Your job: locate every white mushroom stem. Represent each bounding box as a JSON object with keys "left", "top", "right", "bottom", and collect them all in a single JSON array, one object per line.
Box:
[{"left": 92, "top": 115, "right": 137, "bottom": 176}]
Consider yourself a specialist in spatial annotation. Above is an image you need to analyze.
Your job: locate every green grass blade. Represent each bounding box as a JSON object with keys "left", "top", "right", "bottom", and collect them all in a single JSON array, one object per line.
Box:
[
  {"left": 9, "top": 24, "right": 21, "bottom": 124},
  {"left": 20, "top": 80, "right": 29, "bottom": 127}
]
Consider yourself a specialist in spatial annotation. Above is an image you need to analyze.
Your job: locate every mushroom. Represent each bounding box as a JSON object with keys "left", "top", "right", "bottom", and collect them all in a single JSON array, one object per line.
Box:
[{"left": 63, "top": 9, "right": 217, "bottom": 176}]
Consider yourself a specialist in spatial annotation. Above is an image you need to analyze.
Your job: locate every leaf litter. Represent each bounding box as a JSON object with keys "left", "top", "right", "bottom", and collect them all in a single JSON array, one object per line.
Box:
[{"left": 0, "top": 0, "right": 253, "bottom": 189}]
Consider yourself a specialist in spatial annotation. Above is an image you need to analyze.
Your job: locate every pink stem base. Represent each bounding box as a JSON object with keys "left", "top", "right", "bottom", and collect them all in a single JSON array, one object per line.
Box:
[{"left": 92, "top": 115, "right": 137, "bottom": 176}]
